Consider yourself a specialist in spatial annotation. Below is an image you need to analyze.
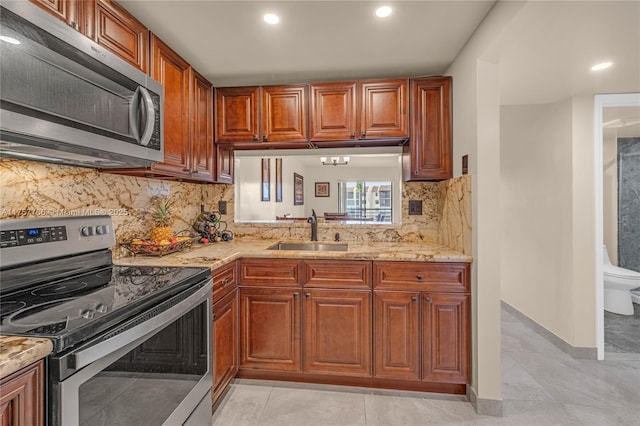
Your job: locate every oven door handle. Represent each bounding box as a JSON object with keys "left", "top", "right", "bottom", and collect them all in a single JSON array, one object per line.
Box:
[{"left": 71, "top": 279, "right": 212, "bottom": 371}]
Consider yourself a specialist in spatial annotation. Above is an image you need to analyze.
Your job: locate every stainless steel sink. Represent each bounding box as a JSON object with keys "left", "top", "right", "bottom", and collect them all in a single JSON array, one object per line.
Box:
[{"left": 267, "top": 242, "right": 348, "bottom": 252}]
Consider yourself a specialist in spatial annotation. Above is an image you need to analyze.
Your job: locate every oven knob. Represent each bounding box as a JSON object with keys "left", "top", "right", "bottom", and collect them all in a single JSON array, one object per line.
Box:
[
  {"left": 81, "top": 226, "right": 94, "bottom": 236},
  {"left": 95, "top": 225, "right": 109, "bottom": 235},
  {"left": 80, "top": 309, "right": 95, "bottom": 319},
  {"left": 95, "top": 304, "right": 108, "bottom": 314}
]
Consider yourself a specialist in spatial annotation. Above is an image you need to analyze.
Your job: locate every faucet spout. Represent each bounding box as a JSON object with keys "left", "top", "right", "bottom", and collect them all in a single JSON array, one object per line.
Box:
[{"left": 308, "top": 209, "right": 318, "bottom": 241}]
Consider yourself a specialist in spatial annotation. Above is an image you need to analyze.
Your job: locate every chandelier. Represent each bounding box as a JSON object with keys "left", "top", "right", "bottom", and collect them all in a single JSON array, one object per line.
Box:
[{"left": 321, "top": 156, "right": 350, "bottom": 166}]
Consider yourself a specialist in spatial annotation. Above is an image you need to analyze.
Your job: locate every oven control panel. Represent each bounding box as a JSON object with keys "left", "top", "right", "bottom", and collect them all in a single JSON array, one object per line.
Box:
[{"left": 0, "top": 215, "right": 115, "bottom": 268}]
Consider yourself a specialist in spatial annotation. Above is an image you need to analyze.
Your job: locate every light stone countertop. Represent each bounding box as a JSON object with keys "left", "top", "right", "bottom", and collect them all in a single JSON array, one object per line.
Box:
[
  {"left": 0, "top": 239, "right": 470, "bottom": 379},
  {"left": 0, "top": 336, "right": 53, "bottom": 379},
  {"left": 114, "top": 238, "right": 472, "bottom": 270}
]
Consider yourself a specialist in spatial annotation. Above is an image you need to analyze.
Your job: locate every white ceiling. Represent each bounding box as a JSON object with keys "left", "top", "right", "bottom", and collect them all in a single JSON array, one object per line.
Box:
[{"left": 118, "top": 0, "right": 640, "bottom": 105}]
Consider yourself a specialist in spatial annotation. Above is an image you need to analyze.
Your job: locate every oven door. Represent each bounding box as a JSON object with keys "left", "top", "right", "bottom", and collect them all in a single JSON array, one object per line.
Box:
[{"left": 51, "top": 280, "right": 212, "bottom": 426}]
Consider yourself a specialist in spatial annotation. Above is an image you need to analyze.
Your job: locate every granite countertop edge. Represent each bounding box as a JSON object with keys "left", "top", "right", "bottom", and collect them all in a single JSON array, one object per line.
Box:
[{"left": 0, "top": 336, "right": 53, "bottom": 380}]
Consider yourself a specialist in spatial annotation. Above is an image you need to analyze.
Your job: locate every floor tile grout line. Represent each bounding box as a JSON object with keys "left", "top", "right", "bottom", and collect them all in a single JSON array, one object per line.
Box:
[{"left": 255, "top": 381, "right": 275, "bottom": 426}]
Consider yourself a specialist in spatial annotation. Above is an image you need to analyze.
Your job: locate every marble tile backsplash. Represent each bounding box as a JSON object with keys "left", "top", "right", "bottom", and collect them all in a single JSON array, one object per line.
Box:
[{"left": 0, "top": 159, "right": 471, "bottom": 252}]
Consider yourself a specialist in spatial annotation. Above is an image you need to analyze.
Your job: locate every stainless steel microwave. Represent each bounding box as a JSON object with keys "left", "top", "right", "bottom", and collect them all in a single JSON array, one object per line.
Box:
[{"left": 0, "top": 1, "right": 164, "bottom": 168}]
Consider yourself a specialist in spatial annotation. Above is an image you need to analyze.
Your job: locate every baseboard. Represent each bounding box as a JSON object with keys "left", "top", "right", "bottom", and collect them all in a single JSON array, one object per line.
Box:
[
  {"left": 501, "top": 301, "right": 597, "bottom": 360},
  {"left": 466, "top": 385, "right": 503, "bottom": 417}
]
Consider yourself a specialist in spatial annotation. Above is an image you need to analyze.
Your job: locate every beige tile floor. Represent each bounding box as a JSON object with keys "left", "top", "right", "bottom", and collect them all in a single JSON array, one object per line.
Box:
[{"left": 212, "top": 307, "right": 640, "bottom": 426}]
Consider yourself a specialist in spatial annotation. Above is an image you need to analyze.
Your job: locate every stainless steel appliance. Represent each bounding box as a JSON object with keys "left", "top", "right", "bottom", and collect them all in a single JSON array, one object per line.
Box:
[
  {"left": 0, "top": 1, "right": 164, "bottom": 168},
  {"left": 0, "top": 216, "right": 212, "bottom": 426}
]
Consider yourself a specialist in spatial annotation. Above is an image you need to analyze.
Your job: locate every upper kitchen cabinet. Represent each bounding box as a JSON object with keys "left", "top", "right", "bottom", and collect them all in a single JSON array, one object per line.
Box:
[
  {"left": 215, "top": 87, "right": 260, "bottom": 143},
  {"left": 261, "top": 85, "right": 308, "bottom": 143},
  {"left": 359, "top": 78, "right": 408, "bottom": 140},
  {"left": 309, "top": 82, "right": 358, "bottom": 141},
  {"left": 404, "top": 76, "right": 452, "bottom": 181},
  {"left": 309, "top": 79, "right": 408, "bottom": 143},
  {"left": 215, "top": 144, "right": 234, "bottom": 184},
  {"left": 190, "top": 69, "right": 215, "bottom": 181},
  {"left": 29, "top": 0, "right": 86, "bottom": 32},
  {"left": 29, "top": 0, "right": 148, "bottom": 73},
  {"left": 216, "top": 85, "right": 308, "bottom": 145},
  {"left": 91, "top": 0, "right": 149, "bottom": 73}
]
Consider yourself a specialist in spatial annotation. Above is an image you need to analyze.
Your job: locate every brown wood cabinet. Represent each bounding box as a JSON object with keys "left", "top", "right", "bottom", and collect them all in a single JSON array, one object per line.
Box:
[
  {"left": 28, "top": 0, "right": 85, "bottom": 32},
  {"left": 303, "top": 289, "right": 371, "bottom": 376},
  {"left": 404, "top": 76, "right": 452, "bottom": 181},
  {"left": 190, "top": 69, "right": 215, "bottom": 181},
  {"left": 309, "top": 79, "right": 408, "bottom": 143},
  {"left": 212, "top": 288, "right": 238, "bottom": 404},
  {"left": 373, "top": 261, "right": 470, "bottom": 384},
  {"left": 215, "top": 85, "right": 308, "bottom": 145},
  {"left": 92, "top": 0, "right": 148, "bottom": 72},
  {"left": 215, "top": 144, "right": 234, "bottom": 184},
  {"left": 0, "top": 361, "right": 44, "bottom": 426},
  {"left": 239, "top": 287, "right": 302, "bottom": 372}
]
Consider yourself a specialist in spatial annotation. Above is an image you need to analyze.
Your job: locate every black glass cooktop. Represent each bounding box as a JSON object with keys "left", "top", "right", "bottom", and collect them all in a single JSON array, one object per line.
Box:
[{"left": 0, "top": 264, "right": 210, "bottom": 353}]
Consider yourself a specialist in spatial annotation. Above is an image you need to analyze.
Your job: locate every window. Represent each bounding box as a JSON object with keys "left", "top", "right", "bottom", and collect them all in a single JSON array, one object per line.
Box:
[{"left": 339, "top": 181, "right": 392, "bottom": 222}]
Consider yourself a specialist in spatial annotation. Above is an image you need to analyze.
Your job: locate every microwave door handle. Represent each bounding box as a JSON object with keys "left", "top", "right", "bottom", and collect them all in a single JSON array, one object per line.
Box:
[
  {"left": 128, "top": 86, "right": 142, "bottom": 142},
  {"left": 138, "top": 87, "right": 156, "bottom": 147}
]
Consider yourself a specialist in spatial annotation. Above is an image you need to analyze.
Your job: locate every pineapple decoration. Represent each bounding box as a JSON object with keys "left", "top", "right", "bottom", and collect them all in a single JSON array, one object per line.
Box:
[{"left": 150, "top": 196, "right": 175, "bottom": 244}]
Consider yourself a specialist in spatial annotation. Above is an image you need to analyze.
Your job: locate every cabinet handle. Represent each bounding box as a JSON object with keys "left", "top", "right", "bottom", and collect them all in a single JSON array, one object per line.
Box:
[
  {"left": 262, "top": 135, "right": 268, "bottom": 142},
  {"left": 293, "top": 293, "right": 299, "bottom": 299},
  {"left": 212, "top": 313, "right": 216, "bottom": 320},
  {"left": 252, "top": 134, "right": 259, "bottom": 141},
  {"left": 416, "top": 275, "right": 424, "bottom": 281},
  {"left": 411, "top": 296, "right": 418, "bottom": 302},
  {"left": 361, "top": 131, "right": 366, "bottom": 138},
  {"left": 425, "top": 297, "right": 432, "bottom": 303},
  {"left": 350, "top": 131, "right": 356, "bottom": 138},
  {"left": 305, "top": 293, "right": 311, "bottom": 299}
]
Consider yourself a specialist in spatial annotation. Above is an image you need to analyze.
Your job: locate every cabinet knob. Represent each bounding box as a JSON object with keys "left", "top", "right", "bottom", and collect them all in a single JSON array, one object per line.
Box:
[
  {"left": 305, "top": 293, "right": 311, "bottom": 299},
  {"left": 425, "top": 297, "right": 432, "bottom": 303},
  {"left": 212, "top": 313, "right": 217, "bottom": 320},
  {"left": 262, "top": 135, "right": 268, "bottom": 142},
  {"left": 416, "top": 275, "right": 424, "bottom": 281},
  {"left": 252, "top": 134, "right": 259, "bottom": 141},
  {"left": 350, "top": 131, "right": 356, "bottom": 138},
  {"left": 361, "top": 131, "right": 366, "bottom": 138},
  {"left": 293, "top": 293, "right": 299, "bottom": 299},
  {"left": 411, "top": 296, "right": 418, "bottom": 302}
]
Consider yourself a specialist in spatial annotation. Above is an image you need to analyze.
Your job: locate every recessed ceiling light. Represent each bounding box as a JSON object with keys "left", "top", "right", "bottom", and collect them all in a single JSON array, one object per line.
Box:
[
  {"left": 0, "top": 36, "right": 20, "bottom": 45},
  {"left": 264, "top": 13, "right": 279, "bottom": 25},
  {"left": 376, "top": 6, "right": 392, "bottom": 18},
  {"left": 591, "top": 61, "right": 613, "bottom": 71}
]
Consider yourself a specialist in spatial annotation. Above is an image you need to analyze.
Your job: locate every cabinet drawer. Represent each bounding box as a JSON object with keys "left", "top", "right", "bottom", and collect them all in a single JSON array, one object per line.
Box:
[
  {"left": 373, "top": 262, "right": 469, "bottom": 292},
  {"left": 239, "top": 258, "right": 303, "bottom": 286},
  {"left": 212, "top": 261, "right": 237, "bottom": 302},
  {"left": 304, "top": 260, "right": 371, "bottom": 288}
]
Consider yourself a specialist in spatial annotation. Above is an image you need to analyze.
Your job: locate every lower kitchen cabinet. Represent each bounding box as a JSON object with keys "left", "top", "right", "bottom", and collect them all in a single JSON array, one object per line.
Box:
[
  {"left": 303, "top": 289, "right": 371, "bottom": 376},
  {"left": 0, "top": 361, "right": 44, "bottom": 426},
  {"left": 422, "top": 293, "right": 470, "bottom": 383},
  {"left": 239, "top": 287, "right": 302, "bottom": 372},
  {"left": 212, "top": 288, "right": 238, "bottom": 404}
]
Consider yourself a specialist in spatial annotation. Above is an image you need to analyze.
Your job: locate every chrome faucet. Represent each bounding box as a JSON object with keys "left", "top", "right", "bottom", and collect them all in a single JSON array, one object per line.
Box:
[{"left": 307, "top": 209, "right": 318, "bottom": 241}]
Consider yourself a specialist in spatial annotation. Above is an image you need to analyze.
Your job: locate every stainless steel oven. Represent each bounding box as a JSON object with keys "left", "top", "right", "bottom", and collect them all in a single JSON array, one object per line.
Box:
[{"left": 0, "top": 216, "right": 212, "bottom": 426}]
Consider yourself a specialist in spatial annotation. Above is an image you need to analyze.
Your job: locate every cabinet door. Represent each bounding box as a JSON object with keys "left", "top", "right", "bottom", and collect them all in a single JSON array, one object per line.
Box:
[
  {"left": 28, "top": 0, "right": 81, "bottom": 31},
  {"left": 359, "top": 79, "right": 408, "bottom": 139},
  {"left": 373, "top": 291, "right": 420, "bottom": 381},
  {"left": 149, "top": 35, "right": 191, "bottom": 177},
  {"left": 215, "top": 87, "right": 260, "bottom": 143},
  {"left": 93, "top": 0, "right": 149, "bottom": 73},
  {"left": 309, "top": 82, "right": 357, "bottom": 141},
  {"left": 212, "top": 289, "right": 238, "bottom": 405},
  {"left": 422, "top": 293, "right": 470, "bottom": 383},
  {"left": 262, "top": 85, "right": 308, "bottom": 142},
  {"left": 215, "top": 145, "right": 234, "bottom": 184},
  {"left": 406, "top": 77, "right": 452, "bottom": 180},
  {"left": 0, "top": 361, "right": 44, "bottom": 426},
  {"left": 239, "top": 287, "right": 302, "bottom": 372},
  {"left": 303, "top": 289, "right": 371, "bottom": 376},
  {"left": 190, "top": 70, "right": 214, "bottom": 181}
]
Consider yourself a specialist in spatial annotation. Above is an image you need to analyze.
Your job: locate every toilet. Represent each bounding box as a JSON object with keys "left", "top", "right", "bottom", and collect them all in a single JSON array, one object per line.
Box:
[{"left": 603, "top": 245, "right": 640, "bottom": 315}]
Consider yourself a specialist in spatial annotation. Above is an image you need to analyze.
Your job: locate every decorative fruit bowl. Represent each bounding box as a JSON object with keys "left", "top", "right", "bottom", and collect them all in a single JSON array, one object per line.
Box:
[{"left": 121, "top": 235, "right": 196, "bottom": 256}]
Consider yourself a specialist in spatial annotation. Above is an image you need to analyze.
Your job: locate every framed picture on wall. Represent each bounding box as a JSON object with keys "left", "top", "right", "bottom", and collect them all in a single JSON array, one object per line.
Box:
[
  {"left": 293, "top": 173, "right": 304, "bottom": 205},
  {"left": 261, "top": 159, "right": 270, "bottom": 201},
  {"left": 275, "top": 158, "right": 283, "bottom": 202},
  {"left": 315, "top": 182, "right": 330, "bottom": 197}
]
